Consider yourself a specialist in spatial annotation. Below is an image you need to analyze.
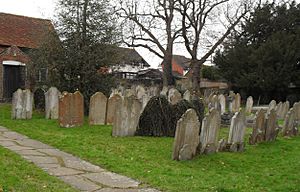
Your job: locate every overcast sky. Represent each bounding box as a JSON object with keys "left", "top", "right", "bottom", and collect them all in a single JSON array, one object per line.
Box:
[{"left": 1, "top": 0, "right": 299, "bottom": 68}]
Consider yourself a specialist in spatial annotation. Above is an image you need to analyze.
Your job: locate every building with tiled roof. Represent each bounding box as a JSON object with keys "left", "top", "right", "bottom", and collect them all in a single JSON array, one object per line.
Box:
[
  {"left": 159, "top": 55, "right": 191, "bottom": 77},
  {"left": 0, "top": 13, "right": 55, "bottom": 100}
]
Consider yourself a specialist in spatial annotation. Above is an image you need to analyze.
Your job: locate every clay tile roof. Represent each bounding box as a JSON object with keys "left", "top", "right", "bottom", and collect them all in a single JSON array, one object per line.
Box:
[
  {"left": 172, "top": 55, "right": 191, "bottom": 70},
  {"left": 0, "top": 12, "right": 55, "bottom": 49},
  {"left": 117, "top": 47, "right": 150, "bottom": 67}
]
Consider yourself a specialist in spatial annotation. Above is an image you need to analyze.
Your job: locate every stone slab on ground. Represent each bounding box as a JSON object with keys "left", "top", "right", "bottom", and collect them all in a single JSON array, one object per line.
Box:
[{"left": 0, "top": 127, "right": 160, "bottom": 192}]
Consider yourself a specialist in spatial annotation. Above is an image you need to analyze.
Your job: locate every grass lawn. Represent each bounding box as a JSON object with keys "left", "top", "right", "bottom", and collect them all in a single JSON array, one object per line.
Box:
[
  {"left": 1, "top": 104, "right": 300, "bottom": 192},
  {"left": 0, "top": 146, "right": 76, "bottom": 192}
]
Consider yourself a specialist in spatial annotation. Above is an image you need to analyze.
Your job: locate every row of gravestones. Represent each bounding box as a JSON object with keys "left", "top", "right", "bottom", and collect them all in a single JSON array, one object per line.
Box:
[{"left": 172, "top": 100, "right": 300, "bottom": 161}]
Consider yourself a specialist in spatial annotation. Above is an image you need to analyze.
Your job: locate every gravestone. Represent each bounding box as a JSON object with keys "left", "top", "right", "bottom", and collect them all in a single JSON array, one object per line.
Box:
[
  {"left": 160, "top": 86, "right": 168, "bottom": 96},
  {"left": 89, "top": 92, "right": 107, "bottom": 125},
  {"left": 12, "top": 89, "right": 33, "bottom": 119},
  {"left": 172, "top": 109, "right": 200, "bottom": 161},
  {"left": 281, "top": 101, "right": 290, "bottom": 119},
  {"left": 228, "top": 92, "right": 235, "bottom": 113},
  {"left": 136, "top": 85, "right": 146, "bottom": 100},
  {"left": 199, "top": 108, "right": 221, "bottom": 154},
  {"left": 34, "top": 88, "right": 45, "bottom": 111},
  {"left": 249, "top": 109, "right": 265, "bottom": 145},
  {"left": 227, "top": 111, "right": 246, "bottom": 152},
  {"left": 112, "top": 96, "right": 142, "bottom": 137},
  {"left": 124, "top": 89, "right": 135, "bottom": 97},
  {"left": 218, "top": 94, "right": 226, "bottom": 114},
  {"left": 245, "top": 96, "right": 253, "bottom": 114},
  {"left": 293, "top": 102, "right": 300, "bottom": 126},
  {"left": 267, "top": 100, "right": 277, "bottom": 114},
  {"left": 148, "top": 86, "right": 160, "bottom": 97},
  {"left": 106, "top": 94, "right": 122, "bottom": 125},
  {"left": 168, "top": 88, "right": 182, "bottom": 105},
  {"left": 264, "top": 109, "right": 278, "bottom": 142},
  {"left": 275, "top": 102, "right": 283, "bottom": 119},
  {"left": 183, "top": 90, "right": 191, "bottom": 101},
  {"left": 45, "top": 87, "right": 61, "bottom": 119},
  {"left": 282, "top": 108, "right": 298, "bottom": 137},
  {"left": 232, "top": 93, "right": 241, "bottom": 113},
  {"left": 59, "top": 91, "right": 84, "bottom": 128}
]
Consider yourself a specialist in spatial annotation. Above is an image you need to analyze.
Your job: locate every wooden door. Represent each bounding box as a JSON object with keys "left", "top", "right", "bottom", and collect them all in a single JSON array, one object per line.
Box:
[{"left": 3, "top": 65, "right": 25, "bottom": 98}]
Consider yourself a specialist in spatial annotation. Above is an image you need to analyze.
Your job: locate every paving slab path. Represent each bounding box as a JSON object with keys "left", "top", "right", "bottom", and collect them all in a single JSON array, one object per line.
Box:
[{"left": 0, "top": 126, "right": 160, "bottom": 192}]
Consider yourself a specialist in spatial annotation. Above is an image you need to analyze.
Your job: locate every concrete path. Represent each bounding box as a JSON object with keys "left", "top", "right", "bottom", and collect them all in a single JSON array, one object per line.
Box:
[{"left": 0, "top": 126, "right": 159, "bottom": 192}]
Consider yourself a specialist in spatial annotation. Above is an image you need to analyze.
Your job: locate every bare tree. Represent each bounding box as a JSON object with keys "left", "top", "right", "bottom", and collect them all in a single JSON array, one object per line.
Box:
[
  {"left": 117, "top": 0, "right": 182, "bottom": 86},
  {"left": 177, "top": 0, "right": 251, "bottom": 93}
]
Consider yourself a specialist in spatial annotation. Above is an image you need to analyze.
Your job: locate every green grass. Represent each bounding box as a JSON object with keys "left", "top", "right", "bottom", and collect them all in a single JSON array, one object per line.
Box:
[
  {"left": 1, "top": 104, "right": 300, "bottom": 192},
  {"left": 0, "top": 145, "right": 77, "bottom": 192}
]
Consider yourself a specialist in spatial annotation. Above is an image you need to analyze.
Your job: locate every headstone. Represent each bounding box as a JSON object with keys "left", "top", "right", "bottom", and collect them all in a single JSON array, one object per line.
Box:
[
  {"left": 183, "top": 90, "right": 191, "bottom": 101},
  {"left": 112, "top": 96, "right": 142, "bottom": 137},
  {"left": 11, "top": 89, "right": 33, "bottom": 119},
  {"left": 281, "top": 101, "right": 290, "bottom": 119},
  {"left": 45, "top": 87, "right": 61, "bottom": 119},
  {"left": 245, "top": 96, "right": 253, "bottom": 114},
  {"left": 249, "top": 109, "right": 265, "bottom": 145},
  {"left": 227, "top": 111, "right": 246, "bottom": 152},
  {"left": 218, "top": 94, "right": 226, "bottom": 114},
  {"left": 34, "top": 88, "right": 45, "bottom": 111},
  {"left": 172, "top": 109, "right": 200, "bottom": 160},
  {"left": 148, "top": 86, "right": 160, "bottom": 97},
  {"left": 232, "top": 93, "right": 241, "bottom": 113},
  {"left": 136, "top": 85, "right": 146, "bottom": 100},
  {"left": 89, "top": 92, "right": 107, "bottom": 125},
  {"left": 228, "top": 92, "right": 235, "bottom": 113},
  {"left": 168, "top": 88, "right": 182, "bottom": 105},
  {"left": 267, "top": 100, "right": 277, "bottom": 114},
  {"left": 293, "top": 102, "right": 300, "bottom": 126},
  {"left": 59, "top": 91, "right": 84, "bottom": 128},
  {"left": 282, "top": 108, "right": 298, "bottom": 137},
  {"left": 199, "top": 108, "right": 221, "bottom": 154},
  {"left": 264, "top": 109, "right": 278, "bottom": 142},
  {"left": 106, "top": 94, "right": 122, "bottom": 125},
  {"left": 275, "top": 102, "right": 283, "bottom": 119}
]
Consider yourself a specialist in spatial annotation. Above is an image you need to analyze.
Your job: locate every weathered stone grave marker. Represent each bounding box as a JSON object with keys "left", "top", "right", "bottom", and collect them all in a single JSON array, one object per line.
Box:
[
  {"left": 45, "top": 87, "right": 61, "bottom": 119},
  {"left": 12, "top": 89, "right": 33, "bottom": 119},
  {"left": 282, "top": 108, "right": 298, "bottom": 137},
  {"left": 264, "top": 109, "right": 278, "bottom": 142},
  {"left": 245, "top": 96, "right": 253, "bottom": 114},
  {"left": 199, "top": 108, "right": 221, "bottom": 154},
  {"left": 112, "top": 96, "right": 142, "bottom": 137},
  {"left": 172, "top": 109, "right": 200, "bottom": 160},
  {"left": 168, "top": 88, "right": 182, "bottom": 105},
  {"left": 59, "top": 91, "right": 84, "bottom": 128},
  {"left": 89, "top": 92, "right": 107, "bottom": 125},
  {"left": 249, "top": 109, "right": 265, "bottom": 145},
  {"left": 106, "top": 94, "right": 122, "bottom": 125}
]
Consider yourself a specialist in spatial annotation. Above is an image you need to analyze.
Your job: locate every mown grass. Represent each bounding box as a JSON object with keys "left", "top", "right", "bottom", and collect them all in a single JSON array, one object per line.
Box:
[
  {"left": 1, "top": 104, "right": 300, "bottom": 192},
  {"left": 0, "top": 146, "right": 77, "bottom": 192}
]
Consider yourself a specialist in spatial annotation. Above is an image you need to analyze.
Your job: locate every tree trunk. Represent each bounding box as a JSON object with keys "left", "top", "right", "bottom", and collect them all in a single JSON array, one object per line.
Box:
[
  {"left": 162, "top": 51, "right": 175, "bottom": 86},
  {"left": 191, "top": 59, "right": 202, "bottom": 95}
]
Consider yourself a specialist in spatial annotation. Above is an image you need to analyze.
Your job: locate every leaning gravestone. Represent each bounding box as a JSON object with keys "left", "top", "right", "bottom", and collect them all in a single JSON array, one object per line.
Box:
[
  {"left": 228, "top": 92, "right": 235, "bottom": 113},
  {"left": 168, "top": 88, "right": 182, "bottom": 105},
  {"left": 264, "top": 109, "right": 278, "bottom": 142},
  {"left": 106, "top": 94, "right": 122, "bottom": 125},
  {"left": 218, "top": 94, "right": 226, "bottom": 114},
  {"left": 245, "top": 96, "right": 253, "bottom": 114},
  {"left": 172, "top": 109, "right": 200, "bottom": 161},
  {"left": 59, "top": 91, "right": 84, "bottom": 128},
  {"left": 281, "top": 101, "right": 290, "bottom": 119},
  {"left": 112, "top": 96, "right": 142, "bottom": 137},
  {"left": 282, "top": 108, "right": 298, "bottom": 137},
  {"left": 12, "top": 89, "right": 33, "bottom": 119},
  {"left": 89, "top": 92, "right": 107, "bottom": 125},
  {"left": 249, "top": 109, "right": 265, "bottom": 145},
  {"left": 199, "top": 108, "right": 221, "bottom": 154},
  {"left": 45, "top": 87, "right": 61, "bottom": 119},
  {"left": 227, "top": 111, "right": 246, "bottom": 152},
  {"left": 34, "top": 88, "right": 45, "bottom": 111}
]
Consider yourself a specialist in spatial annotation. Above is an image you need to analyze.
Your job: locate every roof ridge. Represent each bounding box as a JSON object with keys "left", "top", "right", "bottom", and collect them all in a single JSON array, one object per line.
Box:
[{"left": 0, "top": 12, "right": 52, "bottom": 22}]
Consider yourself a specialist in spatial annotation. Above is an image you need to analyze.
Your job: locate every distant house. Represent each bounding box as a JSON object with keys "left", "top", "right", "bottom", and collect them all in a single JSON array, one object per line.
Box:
[
  {"left": 159, "top": 55, "right": 191, "bottom": 77},
  {"left": 110, "top": 47, "right": 150, "bottom": 79},
  {"left": 0, "top": 13, "right": 54, "bottom": 100}
]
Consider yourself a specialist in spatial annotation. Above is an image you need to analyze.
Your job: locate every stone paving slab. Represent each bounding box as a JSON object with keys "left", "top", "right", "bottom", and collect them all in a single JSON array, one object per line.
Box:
[
  {"left": 82, "top": 172, "right": 140, "bottom": 188},
  {"left": 60, "top": 175, "right": 102, "bottom": 191},
  {"left": 0, "top": 127, "right": 160, "bottom": 192}
]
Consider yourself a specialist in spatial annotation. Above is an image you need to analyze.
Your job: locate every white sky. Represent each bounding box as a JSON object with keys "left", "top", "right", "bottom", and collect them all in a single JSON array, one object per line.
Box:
[{"left": 1, "top": 0, "right": 299, "bottom": 68}]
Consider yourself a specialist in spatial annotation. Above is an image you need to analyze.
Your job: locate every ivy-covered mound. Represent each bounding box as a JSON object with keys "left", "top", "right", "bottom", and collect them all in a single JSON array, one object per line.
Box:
[{"left": 135, "top": 96, "right": 204, "bottom": 137}]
